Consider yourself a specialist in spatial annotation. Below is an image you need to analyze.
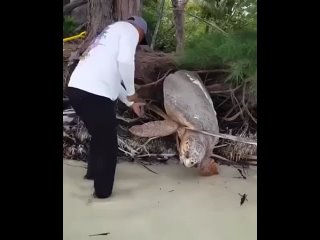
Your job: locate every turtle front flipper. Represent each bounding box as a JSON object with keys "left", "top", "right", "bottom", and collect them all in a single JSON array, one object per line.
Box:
[
  {"left": 199, "top": 158, "right": 219, "bottom": 176},
  {"left": 129, "top": 120, "right": 179, "bottom": 138}
]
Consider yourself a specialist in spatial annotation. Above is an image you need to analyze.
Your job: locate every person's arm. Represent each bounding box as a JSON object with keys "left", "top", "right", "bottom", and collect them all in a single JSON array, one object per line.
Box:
[{"left": 117, "top": 32, "right": 139, "bottom": 97}]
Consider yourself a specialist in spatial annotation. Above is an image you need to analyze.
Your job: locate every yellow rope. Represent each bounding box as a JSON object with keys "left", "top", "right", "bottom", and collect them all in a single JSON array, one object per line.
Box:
[{"left": 63, "top": 31, "right": 87, "bottom": 43}]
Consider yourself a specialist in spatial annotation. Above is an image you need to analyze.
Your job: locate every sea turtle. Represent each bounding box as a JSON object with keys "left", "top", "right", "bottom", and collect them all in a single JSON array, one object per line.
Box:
[{"left": 129, "top": 70, "right": 220, "bottom": 176}]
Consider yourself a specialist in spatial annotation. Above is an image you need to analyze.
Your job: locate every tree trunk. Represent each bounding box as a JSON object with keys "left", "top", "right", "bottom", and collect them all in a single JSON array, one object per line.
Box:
[
  {"left": 79, "top": 0, "right": 114, "bottom": 55},
  {"left": 114, "top": 0, "right": 142, "bottom": 21},
  {"left": 171, "top": 0, "right": 188, "bottom": 54},
  {"left": 150, "top": 0, "right": 165, "bottom": 50},
  {"left": 63, "top": 0, "right": 70, "bottom": 6},
  {"left": 63, "top": 0, "right": 87, "bottom": 15}
]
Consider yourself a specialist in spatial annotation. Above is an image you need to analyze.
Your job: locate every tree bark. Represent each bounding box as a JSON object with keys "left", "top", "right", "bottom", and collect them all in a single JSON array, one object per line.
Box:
[
  {"left": 63, "top": 0, "right": 70, "bottom": 6},
  {"left": 78, "top": 0, "right": 114, "bottom": 55},
  {"left": 63, "top": 0, "right": 87, "bottom": 15},
  {"left": 114, "top": 0, "right": 142, "bottom": 21},
  {"left": 150, "top": 0, "right": 165, "bottom": 50},
  {"left": 171, "top": 0, "right": 188, "bottom": 54}
]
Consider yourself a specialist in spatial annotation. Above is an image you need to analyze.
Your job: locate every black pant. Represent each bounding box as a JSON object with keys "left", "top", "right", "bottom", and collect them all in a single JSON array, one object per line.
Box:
[{"left": 66, "top": 87, "right": 118, "bottom": 198}]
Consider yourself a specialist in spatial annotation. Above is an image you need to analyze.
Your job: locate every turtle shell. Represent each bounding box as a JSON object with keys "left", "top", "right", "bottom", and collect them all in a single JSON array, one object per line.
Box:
[{"left": 163, "top": 70, "right": 219, "bottom": 133}]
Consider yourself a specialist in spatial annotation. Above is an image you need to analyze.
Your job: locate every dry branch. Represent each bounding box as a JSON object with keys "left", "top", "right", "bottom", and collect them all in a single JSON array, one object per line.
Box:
[
  {"left": 135, "top": 69, "right": 174, "bottom": 90},
  {"left": 186, "top": 128, "right": 257, "bottom": 146}
]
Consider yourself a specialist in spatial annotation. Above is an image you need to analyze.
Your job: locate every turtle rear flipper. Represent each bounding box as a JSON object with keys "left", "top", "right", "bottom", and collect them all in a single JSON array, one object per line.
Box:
[{"left": 129, "top": 120, "right": 179, "bottom": 137}]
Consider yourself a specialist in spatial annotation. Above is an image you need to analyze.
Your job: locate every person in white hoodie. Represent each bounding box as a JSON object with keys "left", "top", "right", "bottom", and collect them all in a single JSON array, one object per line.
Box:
[{"left": 66, "top": 16, "right": 148, "bottom": 199}]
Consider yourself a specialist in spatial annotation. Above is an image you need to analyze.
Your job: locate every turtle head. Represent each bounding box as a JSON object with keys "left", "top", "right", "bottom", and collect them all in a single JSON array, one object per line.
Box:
[{"left": 179, "top": 132, "right": 207, "bottom": 168}]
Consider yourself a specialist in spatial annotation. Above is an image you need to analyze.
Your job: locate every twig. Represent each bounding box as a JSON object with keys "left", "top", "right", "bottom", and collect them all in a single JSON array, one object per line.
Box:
[
  {"left": 195, "top": 69, "right": 230, "bottom": 74},
  {"left": 203, "top": 72, "right": 210, "bottom": 85},
  {"left": 89, "top": 232, "right": 110, "bottom": 237},
  {"left": 116, "top": 115, "right": 143, "bottom": 123},
  {"left": 237, "top": 169, "right": 247, "bottom": 179},
  {"left": 214, "top": 144, "right": 229, "bottom": 149},
  {"left": 135, "top": 69, "right": 174, "bottom": 90},
  {"left": 216, "top": 96, "right": 231, "bottom": 109},
  {"left": 231, "top": 89, "right": 245, "bottom": 121},
  {"left": 208, "top": 85, "right": 242, "bottom": 94},
  {"left": 74, "top": 22, "right": 87, "bottom": 33},
  {"left": 223, "top": 109, "right": 242, "bottom": 121},
  {"left": 63, "top": 132, "right": 76, "bottom": 141},
  {"left": 185, "top": 12, "right": 228, "bottom": 36},
  {"left": 241, "top": 85, "right": 257, "bottom": 124},
  {"left": 147, "top": 105, "right": 169, "bottom": 120},
  {"left": 137, "top": 153, "right": 176, "bottom": 158},
  {"left": 223, "top": 105, "right": 237, "bottom": 119},
  {"left": 136, "top": 137, "right": 159, "bottom": 152},
  {"left": 212, "top": 154, "right": 256, "bottom": 166},
  {"left": 242, "top": 155, "right": 257, "bottom": 160},
  {"left": 118, "top": 147, "right": 135, "bottom": 158},
  {"left": 186, "top": 128, "right": 257, "bottom": 146},
  {"left": 151, "top": 0, "right": 165, "bottom": 50},
  {"left": 136, "top": 160, "right": 159, "bottom": 174},
  {"left": 117, "top": 138, "right": 137, "bottom": 156},
  {"left": 212, "top": 153, "right": 233, "bottom": 162}
]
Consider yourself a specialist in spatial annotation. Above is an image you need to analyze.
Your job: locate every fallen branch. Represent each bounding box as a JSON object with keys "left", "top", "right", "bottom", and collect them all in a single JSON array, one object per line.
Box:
[
  {"left": 212, "top": 154, "right": 256, "bottom": 166},
  {"left": 135, "top": 69, "right": 174, "bottom": 90},
  {"left": 242, "top": 155, "right": 257, "bottom": 160},
  {"left": 186, "top": 128, "right": 257, "bottom": 146}
]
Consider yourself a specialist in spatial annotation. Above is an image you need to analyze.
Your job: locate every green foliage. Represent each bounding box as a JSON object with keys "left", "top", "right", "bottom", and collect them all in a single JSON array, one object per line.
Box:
[
  {"left": 189, "top": 0, "right": 257, "bottom": 32},
  {"left": 63, "top": 16, "right": 78, "bottom": 37},
  {"left": 141, "top": 1, "right": 257, "bottom": 95},
  {"left": 177, "top": 31, "right": 257, "bottom": 95},
  {"left": 143, "top": 0, "right": 176, "bottom": 52},
  {"left": 142, "top": 0, "right": 256, "bottom": 52}
]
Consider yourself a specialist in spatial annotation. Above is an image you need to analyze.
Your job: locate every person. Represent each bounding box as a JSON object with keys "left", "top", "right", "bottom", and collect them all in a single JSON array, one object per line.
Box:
[{"left": 66, "top": 16, "right": 148, "bottom": 199}]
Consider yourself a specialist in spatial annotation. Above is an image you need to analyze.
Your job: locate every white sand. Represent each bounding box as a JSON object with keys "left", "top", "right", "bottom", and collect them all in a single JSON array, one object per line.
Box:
[{"left": 63, "top": 160, "right": 257, "bottom": 240}]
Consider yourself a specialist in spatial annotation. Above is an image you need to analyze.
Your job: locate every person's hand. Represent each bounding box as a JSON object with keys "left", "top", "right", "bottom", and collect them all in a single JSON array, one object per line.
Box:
[
  {"left": 127, "top": 93, "right": 139, "bottom": 102},
  {"left": 132, "top": 102, "right": 146, "bottom": 117}
]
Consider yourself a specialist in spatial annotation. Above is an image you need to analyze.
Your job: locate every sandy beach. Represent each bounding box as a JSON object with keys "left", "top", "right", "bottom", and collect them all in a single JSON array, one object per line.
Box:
[{"left": 63, "top": 160, "right": 257, "bottom": 240}]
